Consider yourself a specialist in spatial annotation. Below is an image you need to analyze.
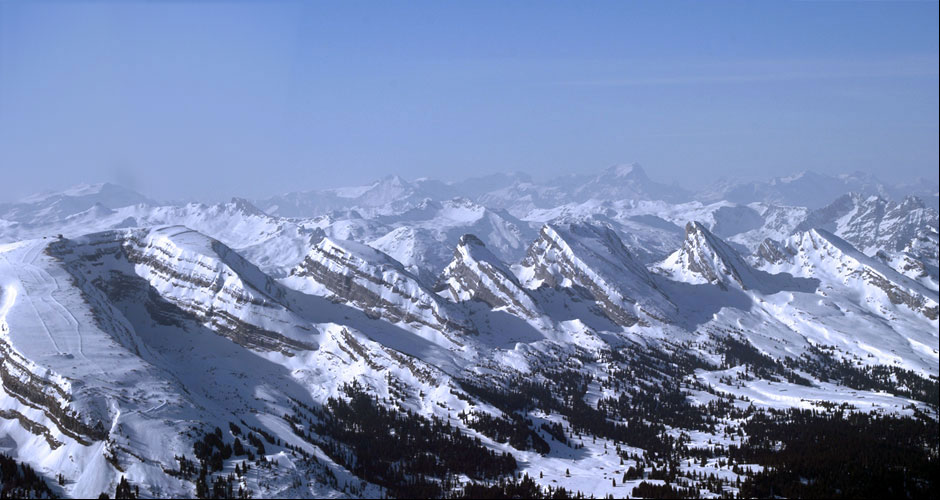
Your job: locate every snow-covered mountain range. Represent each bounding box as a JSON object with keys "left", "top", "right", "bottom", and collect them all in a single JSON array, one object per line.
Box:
[{"left": 0, "top": 166, "right": 937, "bottom": 498}]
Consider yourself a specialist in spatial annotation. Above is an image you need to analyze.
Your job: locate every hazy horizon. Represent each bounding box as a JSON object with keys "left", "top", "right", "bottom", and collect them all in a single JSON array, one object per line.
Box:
[
  {"left": 3, "top": 161, "right": 938, "bottom": 207},
  {"left": 2, "top": 1, "right": 938, "bottom": 202}
]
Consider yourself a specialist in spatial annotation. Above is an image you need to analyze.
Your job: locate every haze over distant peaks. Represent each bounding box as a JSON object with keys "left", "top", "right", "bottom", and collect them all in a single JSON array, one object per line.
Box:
[{"left": 0, "top": 160, "right": 937, "bottom": 498}]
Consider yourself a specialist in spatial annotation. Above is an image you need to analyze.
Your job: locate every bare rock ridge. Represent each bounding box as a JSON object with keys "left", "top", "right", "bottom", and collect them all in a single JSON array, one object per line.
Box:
[
  {"left": 756, "top": 228, "right": 939, "bottom": 320},
  {"left": 520, "top": 223, "right": 676, "bottom": 326},
  {"left": 50, "top": 226, "right": 317, "bottom": 354},
  {"left": 796, "top": 193, "right": 939, "bottom": 266},
  {"left": 291, "top": 235, "right": 474, "bottom": 339},
  {"left": 0, "top": 171, "right": 937, "bottom": 499},
  {"left": 664, "top": 221, "right": 762, "bottom": 290},
  {"left": 438, "top": 234, "right": 541, "bottom": 319}
]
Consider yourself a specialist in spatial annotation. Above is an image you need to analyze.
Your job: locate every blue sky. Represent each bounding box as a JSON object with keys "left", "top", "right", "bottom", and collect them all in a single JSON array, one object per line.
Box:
[{"left": 1, "top": 1, "right": 937, "bottom": 201}]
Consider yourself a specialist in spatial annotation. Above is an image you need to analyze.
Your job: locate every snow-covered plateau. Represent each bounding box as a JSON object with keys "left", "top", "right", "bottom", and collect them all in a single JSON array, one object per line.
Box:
[{"left": 0, "top": 166, "right": 937, "bottom": 498}]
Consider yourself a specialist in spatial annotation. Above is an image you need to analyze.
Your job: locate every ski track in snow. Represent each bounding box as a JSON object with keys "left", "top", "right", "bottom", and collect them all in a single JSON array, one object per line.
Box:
[
  {"left": 1, "top": 249, "right": 65, "bottom": 355},
  {"left": 10, "top": 241, "right": 95, "bottom": 363}
]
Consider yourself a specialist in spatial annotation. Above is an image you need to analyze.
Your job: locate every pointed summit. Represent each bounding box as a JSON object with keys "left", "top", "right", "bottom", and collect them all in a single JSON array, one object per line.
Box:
[
  {"left": 658, "top": 221, "right": 761, "bottom": 290},
  {"left": 604, "top": 162, "right": 648, "bottom": 180},
  {"left": 567, "top": 162, "right": 691, "bottom": 204},
  {"left": 679, "top": 221, "right": 757, "bottom": 289},
  {"left": 519, "top": 222, "right": 675, "bottom": 326},
  {"left": 290, "top": 236, "right": 473, "bottom": 340},
  {"left": 795, "top": 192, "right": 938, "bottom": 260},
  {"left": 438, "top": 234, "right": 540, "bottom": 319},
  {"left": 229, "top": 197, "right": 268, "bottom": 217}
]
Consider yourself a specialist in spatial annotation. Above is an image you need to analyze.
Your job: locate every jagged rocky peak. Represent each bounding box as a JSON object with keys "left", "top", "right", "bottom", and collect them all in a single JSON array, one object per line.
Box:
[
  {"left": 796, "top": 192, "right": 939, "bottom": 260},
  {"left": 292, "top": 236, "right": 473, "bottom": 338},
  {"left": 296, "top": 235, "right": 415, "bottom": 280},
  {"left": 229, "top": 197, "right": 268, "bottom": 217},
  {"left": 762, "top": 229, "right": 939, "bottom": 320},
  {"left": 520, "top": 222, "right": 675, "bottom": 326},
  {"left": 659, "top": 221, "right": 760, "bottom": 290},
  {"left": 754, "top": 237, "right": 793, "bottom": 266},
  {"left": 438, "top": 233, "right": 540, "bottom": 319}
]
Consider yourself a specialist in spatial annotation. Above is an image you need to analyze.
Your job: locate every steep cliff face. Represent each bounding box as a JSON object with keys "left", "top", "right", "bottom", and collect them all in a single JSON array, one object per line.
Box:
[
  {"left": 438, "top": 234, "right": 541, "bottom": 320},
  {"left": 796, "top": 194, "right": 939, "bottom": 261},
  {"left": 518, "top": 223, "right": 675, "bottom": 326},
  {"left": 0, "top": 225, "right": 323, "bottom": 449},
  {"left": 0, "top": 285, "right": 107, "bottom": 448},
  {"left": 754, "top": 237, "right": 792, "bottom": 266},
  {"left": 52, "top": 227, "right": 318, "bottom": 355},
  {"left": 657, "top": 222, "right": 763, "bottom": 290},
  {"left": 1, "top": 227, "right": 476, "bottom": 498},
  {"left": 291, "top": 236, "right": 473, "bottom": 342},
  {"left": 0, "top": 237, "right": 200, "bottom": 498}
]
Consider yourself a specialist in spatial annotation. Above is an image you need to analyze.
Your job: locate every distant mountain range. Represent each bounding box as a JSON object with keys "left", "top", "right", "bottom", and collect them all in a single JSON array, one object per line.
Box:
[
  {"left": 0, "top": 164, "right": 937, "bottom": 498},
  {"left": 249, "top": 164, "right": 939, "bottom": 217}
]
